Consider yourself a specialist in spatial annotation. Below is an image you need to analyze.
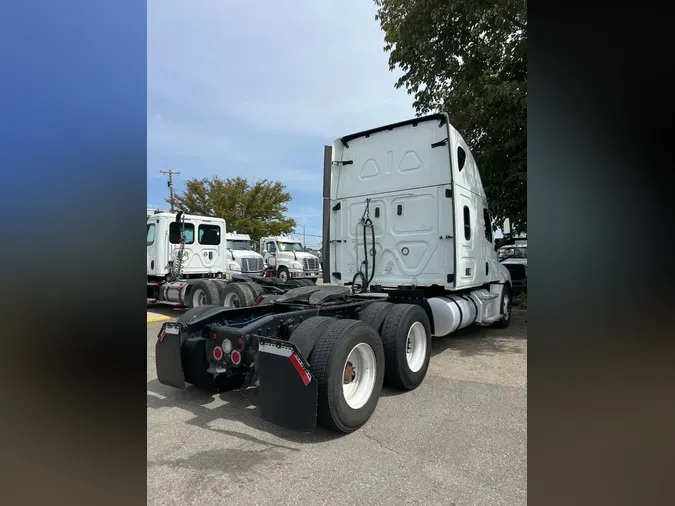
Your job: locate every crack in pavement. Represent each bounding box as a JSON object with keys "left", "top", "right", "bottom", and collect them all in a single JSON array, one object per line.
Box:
[{"left": 362, "top": 431, "right": 403, "bottom": 456}]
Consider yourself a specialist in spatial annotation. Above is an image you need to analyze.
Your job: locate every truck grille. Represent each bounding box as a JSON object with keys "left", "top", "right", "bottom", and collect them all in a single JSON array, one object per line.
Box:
[
  {"left": 504, "top": 264, "right": 526, "bottom": 281},
  {"left": 241, "top": 257, "right": 264, "bottom": 273},
  {"left": 302, "top": 257, "right": 320, "bottom": 271}
]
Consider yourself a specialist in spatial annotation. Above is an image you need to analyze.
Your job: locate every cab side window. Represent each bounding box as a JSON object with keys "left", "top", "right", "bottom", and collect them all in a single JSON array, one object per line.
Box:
[{"left": 266, "top": 242, "right": 276, "bottom": 253}]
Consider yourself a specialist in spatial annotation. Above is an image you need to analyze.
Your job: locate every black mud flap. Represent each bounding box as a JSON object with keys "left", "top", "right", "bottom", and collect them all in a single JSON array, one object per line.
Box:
[
  {"left": 155, "top": 322, "right": 186, "bottom": 389},
  {"left": 258, "top": 337, "right": 318, "bottom": 432}
]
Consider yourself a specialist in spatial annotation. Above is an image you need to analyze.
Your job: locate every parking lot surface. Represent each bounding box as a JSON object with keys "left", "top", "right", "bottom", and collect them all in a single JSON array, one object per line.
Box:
[{"left": 147, "top": 309, "right": 527, "bottom": 505}]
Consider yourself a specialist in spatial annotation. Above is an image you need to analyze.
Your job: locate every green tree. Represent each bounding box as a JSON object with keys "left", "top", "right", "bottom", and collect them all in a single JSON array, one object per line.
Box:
[
  {"left": 375, "top": 0, "right": 527, "bottom": 233},
  {"left": 170, "top": 176, "right": 296, "bottom": 241}
]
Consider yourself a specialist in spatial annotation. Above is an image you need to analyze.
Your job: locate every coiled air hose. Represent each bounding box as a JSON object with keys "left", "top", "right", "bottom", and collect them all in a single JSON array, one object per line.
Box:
[{"left": 352, "top": 199, "right": 376, "bottom": 293}]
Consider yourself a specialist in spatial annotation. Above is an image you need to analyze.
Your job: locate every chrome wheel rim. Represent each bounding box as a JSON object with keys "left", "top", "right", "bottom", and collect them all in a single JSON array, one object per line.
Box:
[
  {"left": 342, "top": 343, "right": 377, "bottom": 410},
  {"left": 224, "top": 292, "right": 241, "bottom": 308},
  {"left": 405, "top": 321, "right": 427, "bottom": 372},
  {"left": 279, "top": 270, "right": 288, "bottom": 282},
  {"left": 192, "top": 288, "right": 206, "bottom": 306}
]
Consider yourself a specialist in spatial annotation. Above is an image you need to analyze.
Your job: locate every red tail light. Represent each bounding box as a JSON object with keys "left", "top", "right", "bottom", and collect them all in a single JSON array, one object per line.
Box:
[
  {"left": 213, "top": 346, "right": 223, "bottom": 361},
  {"left": 231, "top": 350, "right": 242, "bottom": 365}
]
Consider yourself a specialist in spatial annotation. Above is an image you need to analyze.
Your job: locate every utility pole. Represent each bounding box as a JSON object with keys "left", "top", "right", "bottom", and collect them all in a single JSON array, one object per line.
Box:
[
  {"left": 300, "top": 225, "right": 306, "bottom": 251},
  {"left": 160, "top": 170, "right": 180, "bottom": 212}
]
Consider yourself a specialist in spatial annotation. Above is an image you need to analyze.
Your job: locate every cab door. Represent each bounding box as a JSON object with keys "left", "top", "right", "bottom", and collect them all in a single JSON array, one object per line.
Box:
[
  {"left": 263, "top": 241, "right": 277, "bottom": 269},
  {"left": 196, "top": 223, "right": 222, "bottom": 271},
  {"left": 450, "top": 129, "right": 478, "bottom": 289}
]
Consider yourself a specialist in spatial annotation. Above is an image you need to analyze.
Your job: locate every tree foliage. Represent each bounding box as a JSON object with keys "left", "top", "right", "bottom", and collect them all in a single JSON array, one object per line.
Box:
[
  {"left": 170, "top": 176, "right": 296, "bottom": 241},
  {"left": 375, "top": 0, "right": 527, "bottom": 232}
]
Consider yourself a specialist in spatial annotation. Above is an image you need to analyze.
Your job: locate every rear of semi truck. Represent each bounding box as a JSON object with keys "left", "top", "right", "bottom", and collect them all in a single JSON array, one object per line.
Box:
[
  {"left": 156, "top": 113, "right": 514, "bottom": 435},
  {"left": 328, "top": 112, "right": 509, "bottom": 294}
]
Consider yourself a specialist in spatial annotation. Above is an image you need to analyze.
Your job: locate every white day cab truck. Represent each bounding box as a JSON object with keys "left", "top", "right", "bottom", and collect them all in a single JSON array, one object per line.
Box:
[
  {"left": 146, "top": 212, "right": 306, "bottom": 309},
  {"left": 155, "top": 113, "right": 513, "bottom": 434},
  {"left": 259, "top": 235, "right": 322, "bottom": 283},
  {"left": 225, "top": 232, "right": 266, "bottom": 277}
]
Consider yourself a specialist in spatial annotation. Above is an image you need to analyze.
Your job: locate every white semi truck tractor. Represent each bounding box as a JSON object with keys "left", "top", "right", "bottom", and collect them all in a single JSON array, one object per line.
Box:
[
  {"left": 225, "top": 232, "right": 265, "bottom": 277},
  {"left": 147, "top": 212, "right": 301, "bottom": 309},
  {"left": 155, "top": 113, "right": 513, "bottom": 435},
  {"left": 259, "top": 234, "right": 322, "bottom": 283}
]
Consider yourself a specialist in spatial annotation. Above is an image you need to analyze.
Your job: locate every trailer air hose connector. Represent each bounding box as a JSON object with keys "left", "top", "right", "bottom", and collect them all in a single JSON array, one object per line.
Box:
[{"left": 351, "top": 199, "right": 376, "bottom": 293}]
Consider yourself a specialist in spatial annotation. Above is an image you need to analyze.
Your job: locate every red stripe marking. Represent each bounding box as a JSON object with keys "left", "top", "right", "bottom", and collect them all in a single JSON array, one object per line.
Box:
[
  {"left": 158, "top": 330, "right": 167, "bottom": 342},
  {"left": 288, "top": 353, "right": 311, "bottom": 386}
]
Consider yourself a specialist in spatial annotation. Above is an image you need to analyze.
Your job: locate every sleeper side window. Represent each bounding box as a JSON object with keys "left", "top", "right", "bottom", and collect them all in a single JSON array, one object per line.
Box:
[
  {"left": 463, "top": 206, "right": 471, "bottom": 241},
  {"left": 457, "top": 146, "right": 466, "bottom": 171}
]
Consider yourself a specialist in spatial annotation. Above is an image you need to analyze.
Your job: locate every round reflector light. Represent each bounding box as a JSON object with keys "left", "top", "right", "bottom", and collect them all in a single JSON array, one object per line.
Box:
[
  {"left": 213, "top": 346, "right": 223, "bottom": 361},
  {"left": 231, "top": 350, "right": 242, "bottom": 365}
]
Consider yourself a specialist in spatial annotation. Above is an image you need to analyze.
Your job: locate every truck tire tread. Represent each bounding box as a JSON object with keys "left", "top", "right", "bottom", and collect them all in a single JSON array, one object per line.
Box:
[
  {"left": 310, "top": 319, "right": 385, "bottom": 433},
  {"left": 358, "top": 301, "right": 395, "bottom": 333},
  {"left": 288, "top": 316, "right": 336, "bottom": 362},
  {"left": 186, "top": 279, "right": 222, "bottom": 308},
  {"left": 244, "top": 282, "right": 264, "bottom": 298},
  {"left": 222, "top": 282, "right": 254, "bottom": 308},
  {"left": 380, "top": 304, "right": 432, "bottom": 390},
  {"left": 236, "top": 282, "right": 257, "bottom": 306}
]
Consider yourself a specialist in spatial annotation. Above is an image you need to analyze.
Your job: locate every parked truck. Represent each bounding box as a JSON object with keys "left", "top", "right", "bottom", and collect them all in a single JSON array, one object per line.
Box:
[
  {"left": 147, "top": 211, "right": 306, "bottom": 309},
  {"left": 259, "top": 234, "right": 322, "bottom": 283},
  {"left": 155, "top": 113, "right": 513, "bottom": 434},
  {"left": 225, "top": 232, "right": 265, "bottom": 277}
]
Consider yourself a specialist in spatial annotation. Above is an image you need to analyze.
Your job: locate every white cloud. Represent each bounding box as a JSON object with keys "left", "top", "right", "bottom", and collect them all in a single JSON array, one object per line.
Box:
[
  {"left": 147, "top": 0, "right": 415, "bottom": 140},
  {"left": 147, "top": 0, "right": 416, "bottom": 217}
]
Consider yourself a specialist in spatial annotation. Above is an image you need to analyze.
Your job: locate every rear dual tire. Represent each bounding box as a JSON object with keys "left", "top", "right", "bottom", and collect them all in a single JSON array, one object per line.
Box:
[
  {"left": 185, "top": 279, "right": 222, "bottom": 308},
  {"left": 380, "top": 304, "right": 432, "bottom": 390},
  {"left": 221, "top": 282, "right": 256, "bottom": 308},
  {"left": 296, "top": 318, "right": 385, "bottom": 433}
]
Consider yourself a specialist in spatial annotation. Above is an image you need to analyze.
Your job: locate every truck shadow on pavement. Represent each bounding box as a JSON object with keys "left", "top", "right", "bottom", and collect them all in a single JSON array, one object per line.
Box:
[
  {"left": 147, "top": 378, "right": 344, "bottom": 447},
  {"left": 430, "top": 309, "right": 527, "bottom": 358}
]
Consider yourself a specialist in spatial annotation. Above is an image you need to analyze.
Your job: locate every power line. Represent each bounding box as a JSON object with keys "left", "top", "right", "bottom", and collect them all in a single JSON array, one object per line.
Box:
[
  {"left": 292, "top": 223, "right": 323, "bottom": 230},
  {"left": 293, "top": 230, "right": 322, "bottom": 238}
]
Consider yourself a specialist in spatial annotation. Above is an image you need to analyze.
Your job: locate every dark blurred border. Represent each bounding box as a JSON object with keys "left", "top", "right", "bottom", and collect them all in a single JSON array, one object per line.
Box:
[
  {"left": 0, "top": 1, "right": 147, "bottom": 504},
  {"left": 530, "top": 0, "right": 674, "bottom": 504}
]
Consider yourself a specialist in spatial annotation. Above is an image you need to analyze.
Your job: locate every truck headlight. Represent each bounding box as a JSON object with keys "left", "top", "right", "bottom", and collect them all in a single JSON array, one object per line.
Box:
[
  {"left": 292, "top": 262, "right": 303, "bottom": 269},
  {"left": 228, "top": 262, "right": 241, "bottom": 271}
]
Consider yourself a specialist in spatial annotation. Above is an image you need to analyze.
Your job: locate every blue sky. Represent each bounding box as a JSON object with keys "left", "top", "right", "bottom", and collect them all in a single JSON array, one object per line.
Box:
[{"left": 147, "top": 0, "right": 416, "bottom": 248}]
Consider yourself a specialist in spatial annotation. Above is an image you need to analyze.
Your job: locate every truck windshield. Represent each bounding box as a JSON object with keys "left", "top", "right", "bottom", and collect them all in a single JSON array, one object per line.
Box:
[
  {"left": 278, "top": 241, "right": 303, "bottom": 252},
  {"left": 227, "top": 240, "right": 253, "bottom": 251}
]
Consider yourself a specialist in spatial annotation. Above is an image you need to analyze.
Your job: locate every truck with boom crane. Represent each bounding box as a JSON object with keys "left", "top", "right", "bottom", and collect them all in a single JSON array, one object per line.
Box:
[{"left": 155, "top": 113, "right": 513, "bottom": 434}]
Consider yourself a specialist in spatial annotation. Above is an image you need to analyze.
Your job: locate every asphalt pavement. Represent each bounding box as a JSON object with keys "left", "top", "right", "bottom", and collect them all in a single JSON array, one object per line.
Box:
[{"left": 147, "top": 309, "right": 527, "bottom": 505}]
